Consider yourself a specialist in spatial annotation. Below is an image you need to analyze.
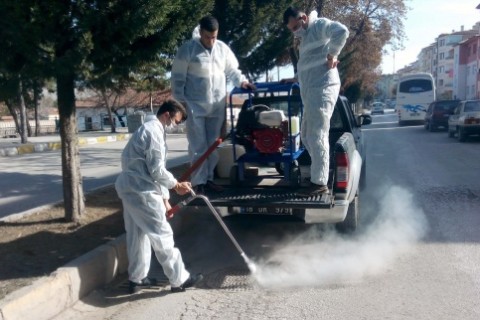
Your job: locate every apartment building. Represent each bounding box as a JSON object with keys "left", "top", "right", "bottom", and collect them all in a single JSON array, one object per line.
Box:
[
  {"left": 453, "top": 35, "right": 480, "bottom": 100},
  {"left": 435, "top": 28, "right": 478, "bottom": 99}
]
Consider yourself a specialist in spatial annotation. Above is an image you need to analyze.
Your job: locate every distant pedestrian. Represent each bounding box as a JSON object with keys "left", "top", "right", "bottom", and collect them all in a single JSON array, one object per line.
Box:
[{"left": 115, "top": 99, "right": 203, "bottom": 294}]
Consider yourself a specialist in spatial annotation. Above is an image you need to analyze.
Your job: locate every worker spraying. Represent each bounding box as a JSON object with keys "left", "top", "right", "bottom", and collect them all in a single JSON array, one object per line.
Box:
[{"left": 115, "top": 99, "right": 203, "bottom": 294}]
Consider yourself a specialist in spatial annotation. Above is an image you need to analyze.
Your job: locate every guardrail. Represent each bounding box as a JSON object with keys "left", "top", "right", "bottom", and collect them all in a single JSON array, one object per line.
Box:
[{"left": 0, "top": 120, "right": 56, "bottom": 138}]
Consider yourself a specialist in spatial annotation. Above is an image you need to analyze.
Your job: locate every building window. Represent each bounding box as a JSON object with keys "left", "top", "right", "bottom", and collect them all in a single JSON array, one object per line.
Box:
[
  {"left": 440, "top": 39, "right": 445, "bottom": 46},
  {"left": 439, "top": 79, "right": 444, "bottom": 86},
  {"left": 439, "top": 52, "right": 445, "bottom": 60}
]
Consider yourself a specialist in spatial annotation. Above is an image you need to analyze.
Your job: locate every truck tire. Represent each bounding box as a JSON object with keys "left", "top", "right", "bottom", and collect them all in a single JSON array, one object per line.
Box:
[
  {"left": 335, "top": 196, "right": 358, "bottom": 233},
  {"left": 275, "top": 162, "right": 284, "bottom": 175},
  {"left": 360, "top": 158, "right": 366, "bottom": 190},
  {"left": 448, "top": 128, "right": 455, "bottom": 138},
  {"left": 289, "top": 166, "right": 301, "bottom": 187},
  {"left": 458, "top": 127, "right": 468, "bottom": 142}
]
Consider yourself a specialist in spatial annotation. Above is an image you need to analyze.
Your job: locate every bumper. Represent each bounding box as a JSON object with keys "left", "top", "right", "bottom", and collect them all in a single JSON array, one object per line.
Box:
[
  {"left": 303, "top": 199, "right": 348, "bottom": 224},
  {"left": 213, "top": 199, "right": 349, "bottom": 224},
  {"left": 463, "top": 125, "right": 480, "bottom": 135}
]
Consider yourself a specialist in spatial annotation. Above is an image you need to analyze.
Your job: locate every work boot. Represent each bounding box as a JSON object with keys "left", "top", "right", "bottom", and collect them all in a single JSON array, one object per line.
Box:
[
  {"left": 296, "top": 183, "right": 329, "bottom": 197},
  {"left": 171, "top": 273, "right": 204, "bottom": 293},
  {"left": 128, "top": 277, "right": 158, "bottom": 294},
  {"left": 193, "top": 184, "right": 206, "bottom": 195},
  {"left": 205, "top": 180, "right": 224, "bottom": 192}
]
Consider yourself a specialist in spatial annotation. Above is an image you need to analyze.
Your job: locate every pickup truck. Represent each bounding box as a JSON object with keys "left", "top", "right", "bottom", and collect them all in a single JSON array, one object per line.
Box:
[{"left": 192, "top": 83, "right": 371, "bottom": 232}]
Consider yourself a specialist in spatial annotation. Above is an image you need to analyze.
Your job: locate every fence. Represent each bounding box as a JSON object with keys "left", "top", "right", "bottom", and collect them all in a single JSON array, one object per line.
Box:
[{"left": 0, "top": 120, "right": 56, "bottom": 137}]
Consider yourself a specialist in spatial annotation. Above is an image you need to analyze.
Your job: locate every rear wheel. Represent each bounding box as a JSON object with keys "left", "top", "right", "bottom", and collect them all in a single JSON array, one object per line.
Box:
[
  {"left": 448, "top": 128, "right": 455, "bottom": 138},
  {"left": 274, "top": 162, "right": 284, "bottom": 175},
  {"left": 458, "top": 127, "right": 468, "bottom": 142},
  {"left": 428, "top": 122, "right": 436, "bottom": 132},
  {"left": 359, "top": 158, "right": 366, "bottom": 190},
  {"left": 336, "top": 196, "right": 358, "bottom": 233},
  {"left": 288, "top": 165, "right": 301, "bottom": 187}
]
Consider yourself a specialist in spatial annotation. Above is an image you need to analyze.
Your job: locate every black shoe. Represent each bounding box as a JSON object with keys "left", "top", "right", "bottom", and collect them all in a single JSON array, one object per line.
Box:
[
  {"left": 296, "top": 184, "right": 329, "bottom": 197},
  {"left": 128, "top": 277, "right": 158, "bottom": 294},
  {"left": 171, "top": 273, "right": 204, "bottom": 293},
  {"left": 205, "top": 180, "right": 224, "bottom": 192},
  {"left": 193, "top": 184, "right": 206, "bottom": 195}
]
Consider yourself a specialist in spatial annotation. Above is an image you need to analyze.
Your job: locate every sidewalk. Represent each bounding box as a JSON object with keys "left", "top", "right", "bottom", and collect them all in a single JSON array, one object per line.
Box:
[
  {"left": 0, "top": 157, "right": 191, "bottom": 320},
  {"left": 0, "top": 128, "right": 132, "bottom": 157}
]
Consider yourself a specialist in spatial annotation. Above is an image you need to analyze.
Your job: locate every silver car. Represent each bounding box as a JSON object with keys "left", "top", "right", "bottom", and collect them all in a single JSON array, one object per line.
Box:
[{"left": 448, "top": 100, "right": 480, "bottom": 142}]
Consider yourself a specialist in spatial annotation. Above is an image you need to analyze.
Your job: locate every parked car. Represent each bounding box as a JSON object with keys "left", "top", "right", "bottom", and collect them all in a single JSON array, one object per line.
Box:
[
  {"left": 447, "top": 100, "right": 480, "bottom": 142},
  {"left": 424, "top": 100, "right": 460, "bottom": 132},
  {"left": 370, "top": 102, "right": 385, "bottom": 115}
]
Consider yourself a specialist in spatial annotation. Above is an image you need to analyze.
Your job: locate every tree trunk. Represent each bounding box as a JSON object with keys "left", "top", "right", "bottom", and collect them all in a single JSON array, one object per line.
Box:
[
  {"left": 5, "top": 101, "right": 21, "bottom": 135},
  {"left": 101, "top": 90, "right": 116, "bottom": 133},
  {"left": 57, "top": 69, "right": 85, "bottom": 222},
  {"left": 34, "top": 86, "right": 40, "bottom": 136},
  {"left": 17, "top": 78, "right": 28, "bottom": 144}
]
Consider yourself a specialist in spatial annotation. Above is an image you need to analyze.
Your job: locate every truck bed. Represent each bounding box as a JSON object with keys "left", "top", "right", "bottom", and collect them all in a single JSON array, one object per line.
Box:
[{"left": 190, "top": 186, "right": 333, "bottom": 210}]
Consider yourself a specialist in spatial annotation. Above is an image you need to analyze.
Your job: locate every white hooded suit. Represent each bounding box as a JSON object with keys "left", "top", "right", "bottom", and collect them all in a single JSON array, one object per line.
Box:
[
  {"left": 171, "top": 27, "right": 247, "bottom": 186},
  {"left": 297, "top": 12, "right": 349, "bottom": 186},
  {"left": 115, "top": 118, "right": 190, "bottom": 287}
]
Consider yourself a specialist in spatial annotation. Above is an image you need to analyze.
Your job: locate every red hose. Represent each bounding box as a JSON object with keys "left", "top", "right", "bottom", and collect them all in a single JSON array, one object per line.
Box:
[
  {"left": 168, "top": 133, "right": 230, "bottom": 218},
  {"left": 178, "top": 135, "right": 228, "bottom": 182}
]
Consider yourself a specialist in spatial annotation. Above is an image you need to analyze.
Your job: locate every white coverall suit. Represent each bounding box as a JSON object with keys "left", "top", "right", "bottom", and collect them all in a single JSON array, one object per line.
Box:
[
  {"left": 115, "top": 118, "right": 190, "bottom": 287},
  {"left": 171, "top": 27, "right": 247, "bottom": 187},
  {"left": 297, "top": 12, "right": 349, "bottom": 186}
]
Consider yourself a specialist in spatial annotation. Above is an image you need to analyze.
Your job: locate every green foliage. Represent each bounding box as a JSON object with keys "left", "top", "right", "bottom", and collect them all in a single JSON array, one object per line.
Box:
[{"left": 212, "top": 0, "right": 293, "bottom": 80}]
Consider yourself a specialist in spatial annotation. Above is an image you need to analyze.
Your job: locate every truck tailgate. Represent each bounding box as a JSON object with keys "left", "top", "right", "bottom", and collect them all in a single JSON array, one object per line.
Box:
[{"left": 189, "top": 187, "right": 333, "bottom": 216}]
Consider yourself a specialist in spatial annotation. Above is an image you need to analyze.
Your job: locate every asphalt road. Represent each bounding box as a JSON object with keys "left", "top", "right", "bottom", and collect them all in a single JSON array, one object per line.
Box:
[
  {"left": 0, "top": 134, "right": 189, "bottom": 220},
  {"left": 58, "top": 111, "right": 480, "bottom": 319}
]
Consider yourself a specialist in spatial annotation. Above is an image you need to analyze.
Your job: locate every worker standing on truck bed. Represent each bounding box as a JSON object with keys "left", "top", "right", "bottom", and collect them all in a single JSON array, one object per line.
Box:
[
  {"left": 171, "top": 15, "right": 255, "bottom": 195},
  {"left": 282, "top": 6, "right": 349, "bottom": 196}
]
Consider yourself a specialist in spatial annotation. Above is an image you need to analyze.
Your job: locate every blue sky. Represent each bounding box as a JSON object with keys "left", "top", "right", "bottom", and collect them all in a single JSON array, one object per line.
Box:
[{"left": 381, "top": 0, "right": 480, "bottom": 74}]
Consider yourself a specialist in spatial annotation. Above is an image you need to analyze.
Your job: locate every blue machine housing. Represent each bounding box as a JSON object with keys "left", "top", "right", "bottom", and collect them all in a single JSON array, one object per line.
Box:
[{"left": 228, "top": 82, "right": 305, "bottom": 185}]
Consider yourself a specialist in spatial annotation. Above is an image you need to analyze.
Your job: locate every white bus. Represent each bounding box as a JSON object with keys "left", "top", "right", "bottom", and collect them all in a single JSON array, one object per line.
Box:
[{"left": 396, "top": 73, "right": 435, "bottom": 125}]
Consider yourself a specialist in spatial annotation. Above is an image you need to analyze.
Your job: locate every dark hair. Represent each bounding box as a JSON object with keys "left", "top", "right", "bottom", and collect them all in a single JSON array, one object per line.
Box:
[
  {"left": 199, "top": 15, "right": 219, "bottom": 32},
  {"left": 157, "top": 99, "right": 187, "bottom": 123},
  {"left": 283, "top": 6, "right": 303, "bottom": 25}
]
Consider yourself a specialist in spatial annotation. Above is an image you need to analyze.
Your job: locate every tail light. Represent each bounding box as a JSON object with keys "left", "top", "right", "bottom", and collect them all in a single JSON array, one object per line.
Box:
[
  {"left": 464, "top": 117, "right": 480, "bottom": 125},
  {"left": 336, "top": 152, "right": 349, "bottom": 189}
]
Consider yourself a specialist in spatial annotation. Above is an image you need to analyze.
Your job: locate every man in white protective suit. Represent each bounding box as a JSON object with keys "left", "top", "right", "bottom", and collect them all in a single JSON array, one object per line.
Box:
[
  {"left": 171, "top": 15, "right": 256, "bottom": 195},
  {"left": 282, "top": 6, "right": 349, "bottom": 196},
  {"left": 115, "top": 99, "right": 203, "bottom": 294}
]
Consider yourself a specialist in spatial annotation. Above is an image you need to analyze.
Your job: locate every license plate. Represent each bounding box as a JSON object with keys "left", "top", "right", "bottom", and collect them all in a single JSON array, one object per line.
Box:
[
  {"left": 228, "top": 206, "right": 304, "bottom": 215},
  {"left": 410, "top": 113, "right": 418, "bottom": 116}
]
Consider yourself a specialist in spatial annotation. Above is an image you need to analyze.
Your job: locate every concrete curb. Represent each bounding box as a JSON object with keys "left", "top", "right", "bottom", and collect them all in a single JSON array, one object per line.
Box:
[
  {"left": 0, "top": 236, "right": 128, "bottom": 320},
  {"left": 0, "top": 163, "right": 190, "bottom": 320},
  {"left": 0, "top": 133, "right": 131, "bottom": 157}
]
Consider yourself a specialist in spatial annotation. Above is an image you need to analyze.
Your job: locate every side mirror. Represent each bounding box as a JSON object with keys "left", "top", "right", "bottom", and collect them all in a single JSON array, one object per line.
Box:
[{"left": 359, "top": 114, "right": 372, "bottom": 126}]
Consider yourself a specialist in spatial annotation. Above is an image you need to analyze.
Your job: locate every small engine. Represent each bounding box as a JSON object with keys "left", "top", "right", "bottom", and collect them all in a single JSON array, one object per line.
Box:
[
  {"left": 235, "top": 104, "right": 298, "bottom": 154},
  {"left": 252, "top": 127, "right": 285, "bottom": 153}
]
